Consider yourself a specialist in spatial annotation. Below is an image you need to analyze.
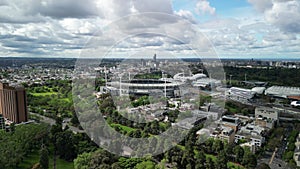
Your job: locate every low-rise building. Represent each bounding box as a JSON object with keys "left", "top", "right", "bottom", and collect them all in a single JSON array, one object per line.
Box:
[
  {"left": 255, "top": 107, "right": 279, "bottom": 128},
  {"left": 209, "top": 126, "right": 235, "bottom": 143},
  {"left": 235, "top": 124, "right": 265, "bottom": 147},
  {"left": 226, "top": 87, "right": 255, "bottom": 103},
  {"left": 218, "top": 115, "right": 241, "bottom": 132}
]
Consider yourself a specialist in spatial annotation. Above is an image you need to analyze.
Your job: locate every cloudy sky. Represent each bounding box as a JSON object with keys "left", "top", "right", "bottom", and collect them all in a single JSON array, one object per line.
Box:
[{"left": 0, "top": 0, "right": 299, "bottom": 59}]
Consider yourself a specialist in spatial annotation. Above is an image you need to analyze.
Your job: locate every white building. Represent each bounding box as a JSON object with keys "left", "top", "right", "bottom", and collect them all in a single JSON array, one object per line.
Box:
[
  {"left": 226, "top": 87, "right": 256, "bottom": 103},
  {"left": 265, "top": 86, "right": 300, "bottom": 98},
  {"left": 235, "top": 124, "right": 265, "bottom": 147},
  {"left": 173, "top": 73, "right": 207, "bottom": 82}
]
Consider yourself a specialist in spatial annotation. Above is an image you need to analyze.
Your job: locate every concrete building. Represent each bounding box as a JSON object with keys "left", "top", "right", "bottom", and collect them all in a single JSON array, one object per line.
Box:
[
  {"left": 235, "top": 124, "right": 265, "bottom": 147},
  {"left": 210, "top": 126, "right": 235, "bottom": 143},
  {"left": 226, "top": 87, "right": 256, "bottom": 103},
  {"left": 0, "top": 83, "right": 28, "bottom": 123},
  {"left": 218, "top": 115, "right": 241, "bottom": 132},
  {"left": 174, "top": 114, "right": 207, "bottom": 130},
  {"left": 106, "top": 79, "right": 182, "bottom": 98},
  {"left": 255, "top": 107, "right": 279, "bottom": 128}
]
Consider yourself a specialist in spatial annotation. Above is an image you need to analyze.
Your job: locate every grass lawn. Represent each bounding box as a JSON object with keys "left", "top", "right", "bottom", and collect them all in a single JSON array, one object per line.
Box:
[
  {"left": 18, "top": 149, "right": 74, "bottom": 169},
  {"left": 110, "top": 123, "right": 136, "bottom": 133},
  {"left": 31, "top": 92, "right": 57, "bottom": 97},
  {"left": 59, "top": 98, "right": 72, "bottom": 103},
  {"left": 228, "top": 162, "right": 246, "bottom": 169}
]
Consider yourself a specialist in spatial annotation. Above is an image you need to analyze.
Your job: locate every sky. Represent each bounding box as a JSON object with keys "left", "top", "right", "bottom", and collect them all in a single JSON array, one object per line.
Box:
[{"left": 0, "top": 0, "right": 299, "bottom": 59}]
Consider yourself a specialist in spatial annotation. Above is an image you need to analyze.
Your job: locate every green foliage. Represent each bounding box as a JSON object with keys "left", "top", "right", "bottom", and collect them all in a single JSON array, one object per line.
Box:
[
  {"left": 225, "top": 101, "right": 254, "bottom": 115},
  {"left": 216, "top": 150, "right": 228, "bottom": 169},
  {"left": 265, "top": 127, "right": 285, "bottom": 151},
  {"left": 242, "top": 151, "right": 257, "bottom": 169},
  {"left": 74, "top": 152, "right": 92, "bottom": 169},
  {"left": 233, "top": 146, "right": 244, "bottom": 164},
  {"left": 0, "top": 123, "right": 49, "bottom": 169},
  {"left": 74, "top": 149, "right": 118, "bottom": 169},
  {"left": 39, "top": 146, "right": 49, "bottom": 169},
  {"left": 134, "top": 160, "right": 156, "bottom": 169},
  {"left": 283, "top": 151, "right": 294, "bottom": 161},
  {"left": 131, "top": 96, "right": 151, "bottom": 107},
  {"left": 27, "top": 80, "right": 74, "bottom": 118},
  {"left": 224, "top": 67, "right": 300, "bottom": 87},
  {"left": 283, "top": 130, "right": 299, "bottom": 163},
  {"left": 199, "top": 94, "right": 212, "bottom": 106}
]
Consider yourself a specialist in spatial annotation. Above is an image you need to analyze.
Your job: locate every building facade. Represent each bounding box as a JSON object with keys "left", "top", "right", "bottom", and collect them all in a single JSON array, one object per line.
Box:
[
  {"left": 255, "top": 106, "right": 279, "bottom": 128},
  {"left": 0, "top": 83, "right": 28, "bottom": 123}
]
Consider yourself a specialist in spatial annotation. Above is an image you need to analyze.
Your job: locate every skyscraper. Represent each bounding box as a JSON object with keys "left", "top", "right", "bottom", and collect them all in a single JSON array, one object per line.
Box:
[
  {"left": 153, "top": 53, "right": 157, "bottom": 62},
  {"left": 0, "top": 83, "right": 28, "bottom": 123}
]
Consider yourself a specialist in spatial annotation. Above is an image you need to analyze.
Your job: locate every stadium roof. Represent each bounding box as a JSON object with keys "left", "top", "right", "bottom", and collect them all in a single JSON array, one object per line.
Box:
[{"left": 265, "top": 86, "right": 300, "bottom": 98}]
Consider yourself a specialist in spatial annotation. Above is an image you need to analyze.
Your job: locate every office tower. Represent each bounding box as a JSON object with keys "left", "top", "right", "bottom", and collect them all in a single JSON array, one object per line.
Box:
[
  {"left": 0, "top": 83, "right": 28, "bottom": 123},
  {"left": 153, "top": 53, "right": 157, "bottom": 63}
]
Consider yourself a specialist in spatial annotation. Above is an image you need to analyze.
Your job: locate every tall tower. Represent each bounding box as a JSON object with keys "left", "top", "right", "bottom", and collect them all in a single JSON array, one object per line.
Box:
[
  {"left": 153, "top": 54, "right": 157, "bottom": 63},
  {"left": 0, "top": 83, "right": 28, "bottom": 123}
]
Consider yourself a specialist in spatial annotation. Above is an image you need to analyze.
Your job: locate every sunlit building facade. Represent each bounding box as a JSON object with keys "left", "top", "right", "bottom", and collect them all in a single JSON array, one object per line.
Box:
[{"left": 0, "top": 83, "right": 28, "bottom": 123}]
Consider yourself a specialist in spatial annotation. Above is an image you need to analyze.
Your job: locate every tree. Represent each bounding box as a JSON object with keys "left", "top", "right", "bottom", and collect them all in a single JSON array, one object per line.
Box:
[
  {"left": 134, "top": 160, "right": 156, "bottom": 169},
  {"left": 242, "top": 151, "right": 257, "bottom": 169},
  {"left": 212, "top": 139, "right": 223, "bottom": 154},
  {"left": 54, "top": 131, "right": 77, "bottom": 161},
  {"left": 206, "top": 158, "right": 215, "bottom": 169},
  {"left": 39, "top": 145, "right": 49, "bottom": 169},
  {"left": 233, "top": 146, "right": 244, "bottom": 163},
  {"left": 216, "top": 150, "right": 228, "bottom": 169},
  {"left": 195, "top": 150, "right": 206, "bottom": 169},
  {"left": 74, "top": 152, "right": 92, "bottom": 169}
]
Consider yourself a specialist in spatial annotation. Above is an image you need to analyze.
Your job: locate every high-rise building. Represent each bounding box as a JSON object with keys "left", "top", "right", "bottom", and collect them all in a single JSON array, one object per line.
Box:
[
  {"left": 153, "top": 53, "right": 157, "bottom": 62},
  {"left": 0, "top": 83, "right": 28, "bottom": 123}
]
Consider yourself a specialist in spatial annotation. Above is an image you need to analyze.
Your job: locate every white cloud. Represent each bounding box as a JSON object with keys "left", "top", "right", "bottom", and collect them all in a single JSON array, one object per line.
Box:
[
  {"left": 248, "top": 0, "right": 273, "bottom": 12},
  {"left": 195, "top": 0, "right": 216, "bottom": 15},
  {"left": 0, "top": 0, "right": 299, "bottom": 58},
  {"left": 175, "top": 10, "right": 197, "bottom": 23},
  {"left": 249, "top": 0, "right": 300, "bottom": 33}
]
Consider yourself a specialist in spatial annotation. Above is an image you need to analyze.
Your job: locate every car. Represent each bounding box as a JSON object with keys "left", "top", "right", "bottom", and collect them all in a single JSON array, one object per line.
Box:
[{"left": 291, "top": 101, "right": 300, "bottom": 107}]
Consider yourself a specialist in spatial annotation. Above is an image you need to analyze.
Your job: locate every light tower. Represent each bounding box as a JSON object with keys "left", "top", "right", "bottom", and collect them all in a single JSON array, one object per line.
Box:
[{"left": 119, "top": 76, "right": 122, "bottom": 96}]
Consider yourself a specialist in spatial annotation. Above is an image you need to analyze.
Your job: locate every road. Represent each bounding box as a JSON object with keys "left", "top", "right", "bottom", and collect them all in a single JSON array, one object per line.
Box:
[
  {"left": 258, "top": 151, "right": 289, "bottom": 169},
  {"left": 258, "top": 126, "right": 293, "bottom": 169},
  {"left": 30, "top": 112, "right": 56, "bottom": 125},
  {"left": 30, "top": 112, "right": 85, "bottom": 133}
]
